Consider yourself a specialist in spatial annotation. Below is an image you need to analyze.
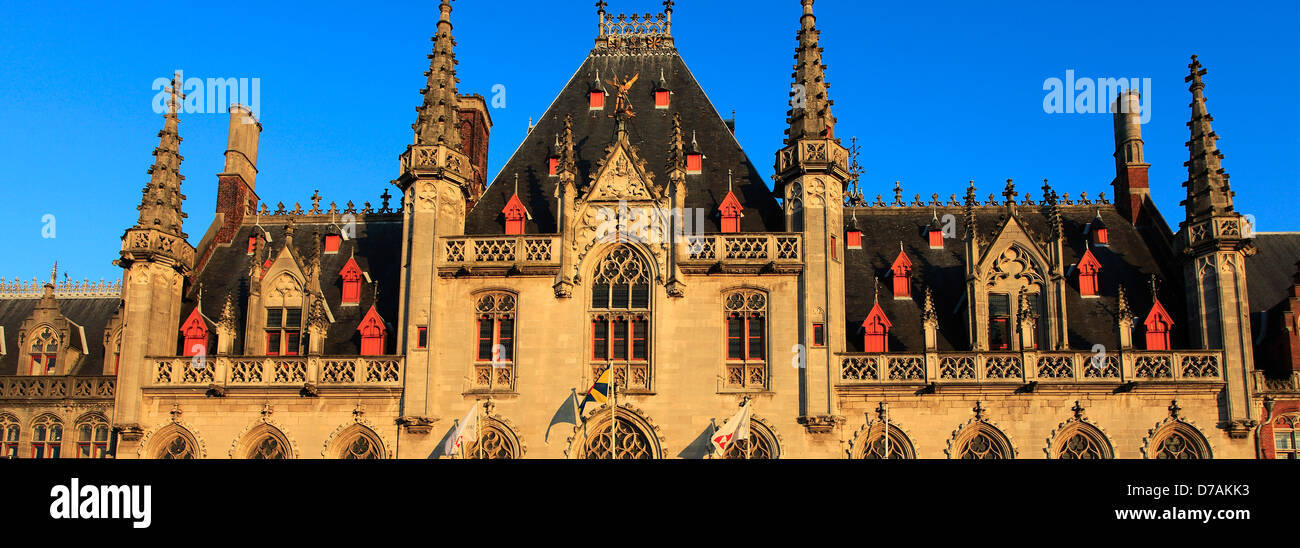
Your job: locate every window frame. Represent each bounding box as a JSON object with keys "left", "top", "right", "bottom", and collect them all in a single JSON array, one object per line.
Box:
[
  {"left": 588, "top": 248, "right": 654, "bottom": 392},
  {"left": 30, "top": 416, "right": 63, "bottom": 459},
  {"left": 722, "top": 290, "right": 768, "bottom": 390},
  {"left": 264, "top": 306, "right": 303, "bottom": 356}
]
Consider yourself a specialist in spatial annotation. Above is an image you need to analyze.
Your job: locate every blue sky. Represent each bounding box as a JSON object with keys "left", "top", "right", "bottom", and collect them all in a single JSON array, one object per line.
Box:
[{"left": 0, "top": 0, "right": 1296, "bottom": 284}]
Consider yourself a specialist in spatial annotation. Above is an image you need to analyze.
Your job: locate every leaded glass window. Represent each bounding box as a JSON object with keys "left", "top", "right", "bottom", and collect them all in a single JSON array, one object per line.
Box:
[
  {"left": 473, "top": 292, "right": 517, "bottom": 391},
  {"left": 31, "top": 416, "right": 63, "bottom": 459},
  {"left": 724, "top": 291, "right": 768, "bottom": 390},
  {"left": 248, "top": 433, "right": 289, "bottom": 459},
  {"left": 862, "top": 427, "right": 913, "bottom": 459},
  {"left": 956, "top": 424, "right": 1012, "bottom": 460},
  {"left": 1153, "top": 426, "right": 1210, "bottom": 460},
  {"left": 159, "top": 434, "right": 195, "bottom": 459},
  {"left": 465, "top": 424, "right": 518, "bottom": 460},
  {"left": 584, "top": 419, "right": 655, "bottom": 459},
  {"left": 589, "top": 247, "right": 652, "bottom": 391}
]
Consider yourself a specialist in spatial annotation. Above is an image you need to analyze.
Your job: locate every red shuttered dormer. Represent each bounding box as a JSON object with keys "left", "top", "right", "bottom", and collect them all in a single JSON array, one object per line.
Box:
[
  {"left": 1144, "top": 299, "right": 1173, "bottom": 351},
  {"left": 503, "top": 192, "right": 527, "bottom": 236},
  {"left": 862, "top": 302, "right": 892, "bottom": 353},
  {"left": 890, "top": 248, "right": 912, "bottom": 299},
  {"left": 340, "top": 257, "right": 363, "bottom": 306},
  {"left": 1078, "top": 248, "right": 1101, "bottom": 297},
  {"left": 180, "top": 308, "right": 210, "bottom": 357},
  {"left": 358, "top": 306, "right": 386, "bottom": 356},
  {"left": 1088, "top": 211, "right": 1109, "bottom": 246},
  {"left": 718, "top": 189, "right": 743, "bottom": 233}
]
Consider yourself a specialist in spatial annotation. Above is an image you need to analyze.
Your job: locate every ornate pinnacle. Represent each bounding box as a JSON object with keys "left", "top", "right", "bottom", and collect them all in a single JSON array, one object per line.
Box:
[
  {"left": 1181, "top": 55, "right": 1236, "bottom": 226},
  {"left": 218, "top": 292, "right": 239, "bottom": 332},
  {"left": 413, "top": 0, "right": 463, "bottom": 150},
  {"left": 559, "top": 114, "right": 576, "bottom": 174},
  {"left": 921, "top": 286, "right": 937, "bottom": 324},
  {"left": 136, "top": 71, "right": 188, "bottom": 239},
  {"left": 963, "top": 180, "right": 978, "bottom": 239},
  {"left": 667, "top": 113, "right": 686, "bottom": 174},
  {"left": 1116, "top": 284, "right": 1134, "bottom": 321},
  {"left": 784, "top": 0, "right": 836, "bottom": 144}
]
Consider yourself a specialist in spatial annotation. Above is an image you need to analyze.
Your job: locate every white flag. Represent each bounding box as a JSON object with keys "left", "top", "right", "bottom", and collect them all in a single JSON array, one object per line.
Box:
[
  {"left": 710, "top": 400, "right": 752, "bottom": 454},
  {"left": 444, "top": 404, "right": 479, "bottom": 457}
]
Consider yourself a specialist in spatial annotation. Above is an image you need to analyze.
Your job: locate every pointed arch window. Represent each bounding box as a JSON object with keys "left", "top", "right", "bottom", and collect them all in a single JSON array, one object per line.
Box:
[
  {"left": 75, "top": 415, "right": 110, "bottom": 459},
  {"left": 1052, "top": 423, "right": 1113, "bottom": 459},
  {"left": 862, "top": 302, "right": 891, "bottom": 353},
  {"left": 590, "top": 247, "right": 652, "bottom": 391},
  {"left": 1077, "top": 248, "right": 1101, "bottom": 297},
  {"left": 954, "top": 423, "right": 1013, "bottom": 460},
  {"left": 155, "top": 428, "right": 197, "bottom": 459},
  {"left": 28, "top": 326, "right": 59, "bottom": 376},
  {"left": 465, "top": 420, "right": 522, "bottom": 459},
  {"left": 340, "top": 258, "right": 363, "bottom": 305},
  {"left": 722, "top": 420, "right": 779, "bottom": 459},
  {"left": 0, "top": 415, "right": 19, "bottom": 458},
  {"left": 1272, "top": 413, "right": 1299, "bottom": 460},
  {"left": 1150, "top": 423, "right": 1211, "bottom": 459},
  {"left": 357, "top": 306, "right": 387, "bottom": 356},
  {"left": 245, "top": 427, "right": 291, "bottom": 459},
  {"left": 473, "top": 292, "right": 516, "bottom": 391},
  {"left": 1144, "top": 299, "right": 1173, "bottom": 351},
  {"left": 724, "top": 290, "right": 767, "bottom": 389},
  {"left": 180, "top": 308, "right": 210, "bottom": 357},
  {"left": 335, "top": 426, "right": 385, "bottom": 460},
  {"left": 31, "top": 415, "right": 63, "bottom": 459},
  {"left": 858, "top": 424, "right": 915, "bottom": 459},
  {"left": 582, "top": 413, "right": 658, "bottom": 459}
]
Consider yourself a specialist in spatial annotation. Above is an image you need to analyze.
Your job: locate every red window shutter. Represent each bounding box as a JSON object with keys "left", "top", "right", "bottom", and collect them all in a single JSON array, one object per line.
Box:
[
  {"left": 324, "top": 235, "right": 341, "bottom": 253},
  {"left": 180, "top": 309, "right": 209, "bottom": 356},
  {"left": 1078, "top": 249, "right": 1101, "bottom": 297},
  {"left": 654, "top": 90, "right": 670, "bottom": 108},
  {"left": 358, "top": 306, "right": 387, "bottom": 356},
  {"left": 686, "top": 153, "right": 703, "bottom": 174},
  {"left": 1092, "top": 227, "right": 1109, "bottom": 245},
  {"left": 928, "top": 229, "right": 944, "bottom": 249},
  {"left": 861, "top": 303, "right": 892, "bottom": 352},
  {"left": 812, "top": 323, "right": 826, "bottom": 347},
  {"left": 846, "top": 230, "right": 862, "bottom": 249},
  {"left": 718, "top": 191, "right": 742, "bottom": 234},
  {"left": 548, "top": 157, "right": 559, "bottom": 176},
  {"left": 892, "top": 273, "right": 910, "bottom": 298},
  {"left": 416, "top": 327, "right": 428, "bottom": 349},
  {"left": 503, "top": 194, "right": 527, "bottom": 236},
  {"left": 590, "top": 91, "right": 605, "bottom": 109},
  {"left": 340, "top": 258, "right": 363, "bottom": 304},
  {"left": 248, "top": 236, "right": 257, "bottom": 254},
  {"left": 830, "top": 235, "right": 838, "bottom": 260}
]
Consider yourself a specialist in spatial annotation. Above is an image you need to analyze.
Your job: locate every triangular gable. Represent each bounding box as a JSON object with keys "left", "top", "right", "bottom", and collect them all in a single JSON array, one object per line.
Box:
[
  {"left": 1144, "top": 299, "right": 1173, "bottom": 331},
  {"left": 861, "top": 302, "right": 893, "bottom": 332},
  {"left": 582, "top": 141, "right": 659, "bottom": 203},
  {"left": 718, "top": 190, "right": 743, "bottom": 216},
  {"left": 977, "top": 214, "right": 1053, "bottom": 277},
  {"left": 890, "top": 248, "right": 912, "bottom": 273},
  {"left": 502, "top": 192, "right": 527, "bottom": 220},
  {"left": 339, "top": 257, "right": 363, "bottom": 281},
  {"left": 357, "top": 305, "right": 386, "bottom": 336},
  {"left": 1078, "top": 247, "right": 1101, "bottom": 273}
]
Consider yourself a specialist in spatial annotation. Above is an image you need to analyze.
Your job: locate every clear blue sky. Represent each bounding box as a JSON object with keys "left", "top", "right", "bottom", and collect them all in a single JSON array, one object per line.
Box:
[{"left": 1, "top": 0, "right": 1296, "bottom": 284}]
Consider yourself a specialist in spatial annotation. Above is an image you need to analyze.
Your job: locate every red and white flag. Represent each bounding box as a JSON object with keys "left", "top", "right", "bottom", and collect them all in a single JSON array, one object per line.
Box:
[
  {"left": 444, "top": 404, "right": 479, "bottom": 457},
  {"left": 710, "top": 400, "right": 752, "bottom": 454}
]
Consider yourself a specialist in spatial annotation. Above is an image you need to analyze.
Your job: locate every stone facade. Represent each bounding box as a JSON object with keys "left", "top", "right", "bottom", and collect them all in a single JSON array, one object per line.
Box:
[{"left": 0, "top": 0, "right": 1296, "bottom": 460}]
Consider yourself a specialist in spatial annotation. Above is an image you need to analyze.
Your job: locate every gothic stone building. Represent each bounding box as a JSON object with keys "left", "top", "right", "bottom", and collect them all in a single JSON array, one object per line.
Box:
[{"left": 1, "top": 0, "right": 1298, "bottom": 459}]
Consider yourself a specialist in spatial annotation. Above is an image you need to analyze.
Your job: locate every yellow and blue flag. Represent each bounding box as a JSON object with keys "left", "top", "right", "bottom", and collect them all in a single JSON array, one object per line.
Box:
[{"left": 579, "top": 366, "right": 613, "bottom": 415}]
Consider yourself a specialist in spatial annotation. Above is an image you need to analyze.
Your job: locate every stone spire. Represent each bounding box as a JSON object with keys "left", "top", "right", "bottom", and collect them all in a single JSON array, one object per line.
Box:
[
  {"left": 413, "top": 0, "right": 463, "bottom": 150},
  {"left": 136, "top": 71, "right": 188, "bottom": 239},
  {"left": 1181, "top": 55, "right": 1235, "bottom": 225},
  {"left": 667, "top": 113, "right": 686, "bottom": 176},
  {"left": 784, "top": 0, "right": 836, "bottom": 145}
]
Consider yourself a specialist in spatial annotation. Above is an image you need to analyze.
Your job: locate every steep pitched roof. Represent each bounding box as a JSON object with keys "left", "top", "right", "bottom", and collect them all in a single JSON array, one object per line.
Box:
[{"left": 465, "top": 51, "right": 783, "bottom": 235}]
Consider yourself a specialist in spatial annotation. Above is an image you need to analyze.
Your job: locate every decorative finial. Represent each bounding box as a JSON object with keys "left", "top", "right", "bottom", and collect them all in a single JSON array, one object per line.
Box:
[
  {"left": 1168, "top": 399, "right": 1181, "bottom": 419},
  {"left": 972, "top": 401, "right": 986, "bottom": 420},
  {"left": 875, "top": 401, "right": 889, "bottom": 422},
  {"left": 727, "top": 169, "right": 733, "bottom": 192},
  {"left": 1072, "top": 400, "right": 1085, "bottom": 419},
  {"left": 50, "top": 261, "right": 57, "bottom": 285}
]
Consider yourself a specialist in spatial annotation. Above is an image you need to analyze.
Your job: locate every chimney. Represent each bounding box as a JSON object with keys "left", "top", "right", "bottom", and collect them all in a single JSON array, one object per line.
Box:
[
  {"left": 213, "top": 106, "right": 261, "bottom": 245},
  {"left": 1110, "top": 90, "right": 1150, "bottom": 225},
  {"left": 457, "top": 94, "right": 493, "bottom": 208}
]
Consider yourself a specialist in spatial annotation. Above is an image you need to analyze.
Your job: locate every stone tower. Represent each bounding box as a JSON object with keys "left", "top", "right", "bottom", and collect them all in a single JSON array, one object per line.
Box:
[
  {"left": 1177, "top": 55, "right": 1257, "bottom": 438},
  {"left": 773, "top": 0, "right": 851, "bottom": 437},
  {"left": 394, "top": 0, "right": 474, "bottom": 438},
  {"left": 114, "top": 73, "right": 196, "bottom": 446}
]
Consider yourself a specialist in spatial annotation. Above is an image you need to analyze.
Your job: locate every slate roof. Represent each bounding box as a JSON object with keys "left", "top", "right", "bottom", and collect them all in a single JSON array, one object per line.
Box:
[
  {"left": 842, "top": 205, "right": 1183, "bottom": 352},
  {"left": 184, "top": 215, "right": 404, "bottom": 356},
  {"left": 0, "top": 297, "right": 120, "bottom": 376},
  {"left": 464, "top": 50, "right": 783, "bottom": 235},
  {"left": 1244, "top": 233, "right": 1300, "bottom": 314}
]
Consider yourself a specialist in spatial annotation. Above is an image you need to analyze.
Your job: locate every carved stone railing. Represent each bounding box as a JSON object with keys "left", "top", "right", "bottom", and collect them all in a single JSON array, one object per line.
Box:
[
  {"left": 148, "top": 356, "right": 402, "bottom": 389},
  {"left": 0, "top": 376, "right": 116, "bottom": 400},
  {"left": 1252, "top": 370, "right": 1300, "bottom": 394},
  {"left": 472, "top": 362, "right": 515, "bottom": 392},
  {"left": 440, "top": 236, "right": 559, "bottom": 267},
  {"left": 682, "top": 233, "right": 802, "bottom": 265},
  {"left": 838, "top": 349, "right": 1223, "bottom": 387}
]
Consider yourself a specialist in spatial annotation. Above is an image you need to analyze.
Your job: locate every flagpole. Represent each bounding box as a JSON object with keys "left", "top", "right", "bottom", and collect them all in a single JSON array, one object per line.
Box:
[
  {"left": 883, "top": 402, "right": 890, "bottom": 459},
  {"left": 477, "top": 398, "right": 485, "bottom": 460},
  {"left": 610, "top": 377, "right": 618, "bottom": 460},
  {"left": 744, "top": 396, "right": 752, "bottom": 460}
]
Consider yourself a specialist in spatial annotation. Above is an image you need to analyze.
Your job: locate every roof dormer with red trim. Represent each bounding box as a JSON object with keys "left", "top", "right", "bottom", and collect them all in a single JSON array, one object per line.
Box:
[
  {"left": 718, "top": 172, "right": 743, "bottom": 233},
  {"left": 504, "top": 192, "right": 527, "bottom": 235},
  {"left": 890, "top": 247, "right": 912, "bottom": 299},
  {"left": 1077, "top": 248, "right": 1101, "bottom": 298},
  {"left": 862, "top": 302, "right": 892, "bottom": 353},
  {"left": 180, "top": 307, "right": 211, "bottom": 357},
  {"left": 1144, "top": 298, "right": 1173, "bottom": 351},
  {"left": 357, "top": 305, "right": 387, "bottom": 356},
  {"left": 340, "top": 257, "right": 363, "bottom": 306}
]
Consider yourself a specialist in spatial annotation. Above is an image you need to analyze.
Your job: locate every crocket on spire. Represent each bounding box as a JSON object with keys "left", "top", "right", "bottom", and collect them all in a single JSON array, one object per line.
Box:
[
  {"left": 785, "top": 0, "right": 836, "bottom": 145},
  {"left": 413, "top": 0, "right": 463, "bottom": 150},
  {"left": 137, "top": 71, "right": 188, "bottom": 239},
  {"left": 1181, "top": 55, "right": 1235, "bottom": 226}
]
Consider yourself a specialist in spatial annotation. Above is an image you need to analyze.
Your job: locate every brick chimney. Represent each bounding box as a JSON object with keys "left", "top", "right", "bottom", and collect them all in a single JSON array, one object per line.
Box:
[
  {"left": 1110, "top": 90, "right": 1150, "bottom": 225},
  {"left": 214, "top": 105, "right": 261, "bottom": 245},
  {"left": 457, "top": 94, "right": 492, "bottom": 209}
]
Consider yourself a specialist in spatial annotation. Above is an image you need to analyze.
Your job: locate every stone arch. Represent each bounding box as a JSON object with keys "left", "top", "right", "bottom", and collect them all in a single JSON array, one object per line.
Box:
[
  {"left": 849, "top": 418, "right": 918, "bottom": 459},
  {"left": 1046, "top": 418, "right": 1114, "bottom": 459},
  {"left": 230, "top": 421, "right": 298, "bottom": 460},
  {"left": 1141, "top": 418, "right": 1213, "bottom": 459},
  {"left": 465, "top": 415, "right": 527, "bottom": 459},
  {"left": 565, "top": 403, "right": 665, "bottom": 459},
  {"left": 139, "top": 422, "right": 205, "bottom": 459},
  {"left": 323, "top": 423, "right": 388, "bottom": 459},
  {"left": 946, "top": 418, "right": 1016, "bottom": 459}
]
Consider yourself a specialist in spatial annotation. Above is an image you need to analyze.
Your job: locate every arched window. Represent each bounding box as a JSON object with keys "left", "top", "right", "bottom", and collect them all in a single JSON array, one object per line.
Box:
[
  {"left": 1273, "top": 413, "right": 1299, "bottom": 459},
  {"left": 244, "top": 426, "right": 292, "bottom": 460},
  {"left": 1052, "top": 423, "right": 1113, "bottom": 459},
  {"left": 1150, "top": 424, "right": 1211, "bottom": 459},
  {"left": 953, "top": 423, "right": 1013, "bottom": 460},
  {"left": 581, "top": 412, "right": 658, "bottom": 460},
  {"left": 335, "top": 426, "right": 385, "bottom": 460},
  {"left": 857, "top": 424, "right": 916, "bottom": 459},
  {"left": 474, "top": 292, "right": 516, "bottom": 391},
  {"left": 31, "top": 415, "right": 63, "bottom": 458},
  {"left": 590, "top": 247, "right": 652, "bottom": 391},
  {"left": 465, "top": 421, "right": 521, "bottom": 460},
  {"left": 724, "top": 290, "right": 767, "bottom": 389},
  {"left": 722, "top": 421, "right": 779, "bottom": 459},
  {"left": 0, "top": 415, "right": 19, "bottom": 458},
  {"left": 265, "top": 273, "right": 304, "bottom": 356},
  {"left": 75, "top": 415, "right": 111, "bottom": 459},
  {"left": 154, "top": 427, "right": 198, "bottom": 460},
  {"left": 28, "top": 326, "right": 59, "bottom": 375}
]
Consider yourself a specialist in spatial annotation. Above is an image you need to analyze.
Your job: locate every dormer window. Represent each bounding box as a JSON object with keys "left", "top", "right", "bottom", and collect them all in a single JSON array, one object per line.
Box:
[
  {"left": 247, "top": 236, "right": 257, "bottom": 255},
  {"left": 358, "top": 306, "right": 386, "bottom": 356},
  {"left": 340, "top": 258, "right": 363, "bottom": 305},
  {"left": 862, "top": 302, "right": 891, "bottom": 353},
  {"left": 718, "top": 189, "right": 743, "bottom": 233},
  {"left": 503, "top": 193, "right": 527, "bottom": 236},
  {"left": 686, "top": 152, "right": 703, "bottom": 174},
  {"left": 548, "top": 156, "right": 559, "bottom": 177},
  {"left": 926, "top": 211, "right": 945, "bottom": 249},
  {"left": 1088, "top": 213, "right": 1109, "bottom": 246},
  {"left": 324, "top": 234, "right": 342, "bottom": 254},
  {"left": 180, "top": 308, "right": 210, "bottom": 357},
  {"left": 846, "top": 222, "right": 863, "bottom": 249},
  {"left": 989, "top": 293, "right": 1012, "bottom": 351},
  {"left": 590, "top": 90, "right": 606, "bottom": 110},
  {"left": 28, "top": 327, "right": 58, "bottom": 376},
  {"left": 1077, "top": 248, "right": 1101, "bottom": 297},
  {"left": 1144, "top": 299, "right": 1173, "bottom": 351},
  {"left": 890, "top": 249, "right": 912, "bottom": 299},
  {"left": 655, "top": 89, "right": 670, "bottom": 109}
]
